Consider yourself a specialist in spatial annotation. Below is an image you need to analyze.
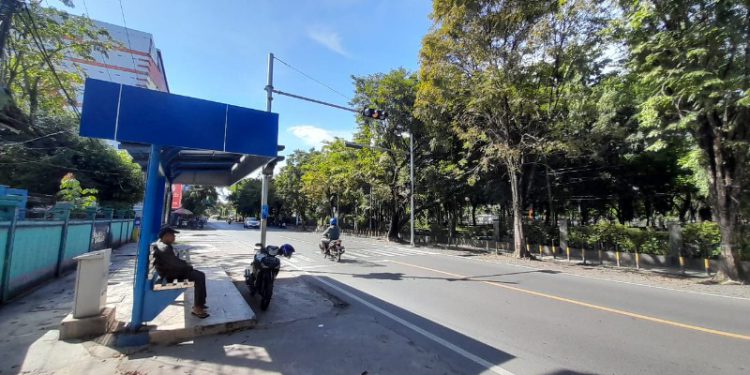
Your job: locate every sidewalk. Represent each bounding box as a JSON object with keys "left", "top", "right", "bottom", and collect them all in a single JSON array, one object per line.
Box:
[
  {"left": 0, "top": 238, "right": 461, "bottom": 375},
  {"left": 0, "top": 248, "right": 118, "bottom": 374},
  {"left": 0, "top": 241, "right": 259, "bottom": 373}
]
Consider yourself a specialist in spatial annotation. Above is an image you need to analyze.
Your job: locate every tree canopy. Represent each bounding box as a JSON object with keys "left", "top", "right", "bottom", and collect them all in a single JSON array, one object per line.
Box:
[{"left": 0, "top": 2, "right": 144, "bottom": 209}]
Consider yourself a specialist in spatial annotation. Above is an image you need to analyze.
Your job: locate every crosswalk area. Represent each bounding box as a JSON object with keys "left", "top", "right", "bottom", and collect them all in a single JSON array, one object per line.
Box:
[
  {"left": 176, "top": 226, "right": 444, "bottom": 270},
  {"left": 281, "top": 246, "right": 439, "bottom": 266}
]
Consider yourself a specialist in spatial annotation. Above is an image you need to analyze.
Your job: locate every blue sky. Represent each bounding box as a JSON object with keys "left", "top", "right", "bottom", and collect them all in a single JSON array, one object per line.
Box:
[{"left": 55, "top": 0, "right": 433, "bottom": 164}]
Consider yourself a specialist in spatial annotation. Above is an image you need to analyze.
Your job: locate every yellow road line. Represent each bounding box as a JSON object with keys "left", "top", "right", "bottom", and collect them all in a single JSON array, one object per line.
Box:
[{"left": 389, "top": 260, "right": 750, "bottom": 341}]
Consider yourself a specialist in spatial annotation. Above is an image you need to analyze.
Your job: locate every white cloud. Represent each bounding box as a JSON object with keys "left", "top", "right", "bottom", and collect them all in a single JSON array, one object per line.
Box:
[
  {"left": 288, "top": 125, "right": 351, "bottom": 150},
  {"left": 273, "top": 158, "right": 287, "bottom": 175},
  {"left": 247, "top": 158, "right": 286, "bottom": 179},
  {"left": 308, "top": 27, "right": 350, "bottom": 57}
]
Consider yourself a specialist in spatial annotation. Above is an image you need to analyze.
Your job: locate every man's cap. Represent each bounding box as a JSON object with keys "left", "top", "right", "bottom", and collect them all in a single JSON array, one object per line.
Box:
[{"left": 158, "top": 226, "right": 180, "bottom": 238}]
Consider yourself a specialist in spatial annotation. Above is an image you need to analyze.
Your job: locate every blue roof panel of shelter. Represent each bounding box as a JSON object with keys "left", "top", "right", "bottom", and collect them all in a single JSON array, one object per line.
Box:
[
  {"left": 80, "top": 78, "right": 278, "bottom": 157},
  {"left": 79, "top": 78, "right": 281, "bottom": 186}
]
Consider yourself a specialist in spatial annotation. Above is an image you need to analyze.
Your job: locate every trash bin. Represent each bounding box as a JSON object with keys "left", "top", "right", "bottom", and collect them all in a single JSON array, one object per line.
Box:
[{"left": 72, "top": 248, "right": 111, "bottom": 318}]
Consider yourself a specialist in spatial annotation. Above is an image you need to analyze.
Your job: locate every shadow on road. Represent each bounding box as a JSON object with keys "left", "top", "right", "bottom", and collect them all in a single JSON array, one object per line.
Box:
[
  {"left": 122, "top": 272, "right": 519, "bottom": 374},
  {"left": 306, "top": 274, "right": 519, "bottom": 374}
]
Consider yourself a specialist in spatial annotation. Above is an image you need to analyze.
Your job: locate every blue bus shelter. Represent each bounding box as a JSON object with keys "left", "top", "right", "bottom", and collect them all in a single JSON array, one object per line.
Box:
[{"left": 79, "top": 78, "right": 280, "bottom": 329}]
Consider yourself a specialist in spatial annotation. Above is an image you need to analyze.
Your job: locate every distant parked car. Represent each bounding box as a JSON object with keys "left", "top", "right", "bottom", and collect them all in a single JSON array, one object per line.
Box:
[{"left": 244, "top": 217, "right": 260, "bottom": 229}]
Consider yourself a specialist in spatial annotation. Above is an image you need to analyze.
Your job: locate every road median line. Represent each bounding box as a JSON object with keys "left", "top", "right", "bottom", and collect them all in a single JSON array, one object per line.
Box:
[{"left": 389, "top": 260, "right": 750, "bottom": 341}]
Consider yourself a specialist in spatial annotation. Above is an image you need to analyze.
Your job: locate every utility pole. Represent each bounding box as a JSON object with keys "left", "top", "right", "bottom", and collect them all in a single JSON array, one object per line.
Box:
[
  {"left": 260, "top": 52, "right": 274, "bottom": 248},
  {"left": 265, "top": 53, "right": 274, "bottom": 112}
]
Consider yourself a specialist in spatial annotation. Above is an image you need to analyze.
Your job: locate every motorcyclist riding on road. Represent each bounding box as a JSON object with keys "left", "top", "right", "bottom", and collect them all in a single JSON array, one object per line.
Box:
[{"left": 320, "top": 218, "right": 340, "bottom": 255}]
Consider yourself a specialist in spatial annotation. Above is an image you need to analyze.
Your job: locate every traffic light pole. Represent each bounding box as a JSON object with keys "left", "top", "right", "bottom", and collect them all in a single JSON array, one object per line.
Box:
[{"left": 262, "top": 52, "right": 393, "bottom": 243}]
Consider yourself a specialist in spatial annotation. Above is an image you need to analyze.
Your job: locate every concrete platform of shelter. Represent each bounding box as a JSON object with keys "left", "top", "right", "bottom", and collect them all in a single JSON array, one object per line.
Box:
[
  {"left": 105, "top": 247, "right": 256, "bottom": 346},
  {"left": 147, "top": 267, "right": 256, "bottom": 344}
]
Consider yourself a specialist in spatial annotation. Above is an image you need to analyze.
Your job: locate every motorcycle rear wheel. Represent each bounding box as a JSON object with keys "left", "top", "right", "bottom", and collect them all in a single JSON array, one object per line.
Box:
[
  {"left": 259, "top": 272, "right": 274, "bottom": 310},
  {"left": 261, "top": 295, "right": 271, "bottom": 310}
]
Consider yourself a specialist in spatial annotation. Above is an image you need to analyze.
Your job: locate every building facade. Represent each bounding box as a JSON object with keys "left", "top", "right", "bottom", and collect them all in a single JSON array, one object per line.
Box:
[{"left": 62, "top": 19, "right": 169, "bottom": 96}]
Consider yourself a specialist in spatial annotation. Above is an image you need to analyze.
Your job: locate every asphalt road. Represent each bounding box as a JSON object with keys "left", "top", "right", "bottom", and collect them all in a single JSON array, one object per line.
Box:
[{"left": 185, "top": 222, "right": 750, "bottom": 375}]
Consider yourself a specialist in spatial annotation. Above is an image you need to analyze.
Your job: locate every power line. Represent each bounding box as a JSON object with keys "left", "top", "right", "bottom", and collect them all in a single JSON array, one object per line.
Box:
[
  {"left": 117, "top": 0, "right": 139, "bottom": 73},
  {"left": 273, "top": 55, "right": 351, "bottom": 101},
  {"left": 1, "top": 130, "right": 65, "bottom": 146},
  {"left": 20, "top": 3, "right": 81, "bottom": 119}
]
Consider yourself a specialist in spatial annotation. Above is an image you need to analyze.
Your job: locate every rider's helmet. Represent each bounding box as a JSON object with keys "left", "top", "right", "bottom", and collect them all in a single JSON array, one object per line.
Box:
[
  {"left": 280, "top": 244, "right": 295, "bottom": 258},
  {"left": 330, "top": 217, "right": 337, "bottom": 226}
]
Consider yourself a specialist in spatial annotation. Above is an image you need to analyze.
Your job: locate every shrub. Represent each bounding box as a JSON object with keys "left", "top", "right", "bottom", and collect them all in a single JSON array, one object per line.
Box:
[
  {"left": 577, "top": 223, "right": 669, "bottom": 255},
  {"left": 639, "top": 230, "right": 669, "bottom": 255},
  {"left": 524, "top": 221, "right": 558, "bottom": 245},
  {"left": 569, "top": 226, "right": 596, "bottom": 248},
  {"left": 683, "top": 222, "right": 721, "bottom": 257}
]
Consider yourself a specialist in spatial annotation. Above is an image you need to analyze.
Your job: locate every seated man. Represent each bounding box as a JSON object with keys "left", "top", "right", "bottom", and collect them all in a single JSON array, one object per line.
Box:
[
  {"left": 320, "top": 218, "right": 340, "bottom": 254},
  {"left": 151, "top": 226, "right": 209, "bottom": 318}
]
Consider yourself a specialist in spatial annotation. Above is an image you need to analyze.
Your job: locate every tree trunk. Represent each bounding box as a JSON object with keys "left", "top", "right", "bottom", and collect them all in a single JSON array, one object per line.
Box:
[
  {"left": 702, "top": 115, "right": 746, "bottom": 282},
  {"left": 509, "top": 165, "right": 528, "bottom": 258},
  {"left": 716, "top": 202, "right": 744, "bottom": 282},
  {"left": 545, "top": 165, "right": 555, "bottom": 226},
  {"left": 387, "top": 192, "right": 401, "bottom": 241},
  {"left": 678, "top": 192, "right": 691, "bottom": 224}
]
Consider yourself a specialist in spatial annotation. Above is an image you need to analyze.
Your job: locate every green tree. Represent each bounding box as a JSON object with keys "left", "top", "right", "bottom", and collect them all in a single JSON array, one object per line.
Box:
[
  {"left": 0, "top": 114, "right": 144, "bottom": 206},
  {"left": 351, "top": 69, "right": 427, "bottom": 240},
  {"left": 0, "top": 3, "right": 143, "bottom": 208},
  {"left": 419, "top": 0, "right": 609, "bottom": 257},
  {"left": 57, "top": 172, "right": 97, "bottom": 208},
  {"left": 182, "top": 186, "right": 218, "bottom": 217},
  {"left": 229, "top": 178, "right": 263, "bottom": 218},
  {"left": 276, "top": 150, "right": 317, "bottom": 228},
  {"left": 3, "top": 2, "right": 114, "bottom": 124},
  {"left": 622, "top": 0, "right": 750, "bottom": 280}
]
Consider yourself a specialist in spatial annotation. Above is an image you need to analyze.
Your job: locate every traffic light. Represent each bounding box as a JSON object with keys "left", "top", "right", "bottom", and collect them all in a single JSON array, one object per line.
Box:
[{"left": 362, "top": 107, "right": 388, "bottom": 120}]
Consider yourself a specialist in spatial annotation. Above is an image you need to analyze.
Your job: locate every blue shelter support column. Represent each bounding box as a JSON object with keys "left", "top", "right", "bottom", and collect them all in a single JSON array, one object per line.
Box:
[
  {"left": 151, "top": 179, "right": 167, "bottom": 236},
  {"left": 130, "top": 145, "right": 165, "bottom": 330}
]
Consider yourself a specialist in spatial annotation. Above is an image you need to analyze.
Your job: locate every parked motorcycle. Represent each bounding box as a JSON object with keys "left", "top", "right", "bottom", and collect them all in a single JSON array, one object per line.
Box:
[
  {"left": 320, "top": 239, "right": 345, "bottom": 262},
  {"left": 245, "top": 243, "right": 294, "bottom": 310}
]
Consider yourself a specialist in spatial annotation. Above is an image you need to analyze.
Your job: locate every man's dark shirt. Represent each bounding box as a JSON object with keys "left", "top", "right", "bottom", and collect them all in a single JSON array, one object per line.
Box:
[
  {"left": 322, "top": 225, "right": 340, "bottom": 240},
  {"left": 151, "top": 240, "right": 191, "bottom": 277}
]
